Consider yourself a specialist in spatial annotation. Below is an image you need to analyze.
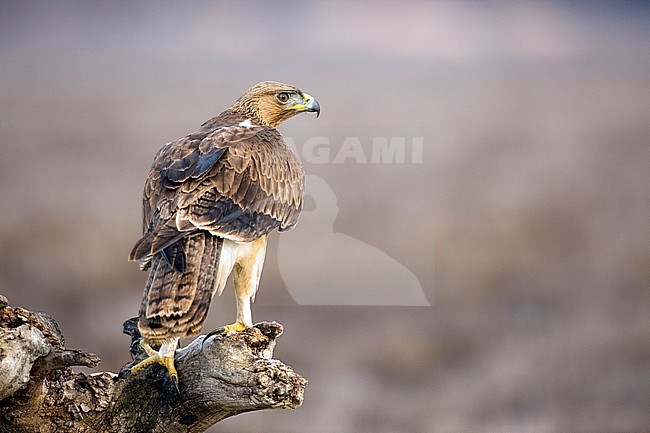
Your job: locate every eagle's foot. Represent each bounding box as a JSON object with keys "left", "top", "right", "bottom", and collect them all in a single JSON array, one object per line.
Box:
[
  {"left": 219, "top": 321, "right": 249, "bottom": 333},
  {"left": 203, "top": 321, "right": 249, "bottom": 346},
  {"left": 130, "top": 340, "right": 179, "bottom": 384}
]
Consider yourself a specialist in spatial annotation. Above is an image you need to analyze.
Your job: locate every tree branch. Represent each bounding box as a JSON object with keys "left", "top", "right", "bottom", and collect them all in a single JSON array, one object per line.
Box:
[{"left": 0, "top": 295, "right": 306, "bottom": 433}]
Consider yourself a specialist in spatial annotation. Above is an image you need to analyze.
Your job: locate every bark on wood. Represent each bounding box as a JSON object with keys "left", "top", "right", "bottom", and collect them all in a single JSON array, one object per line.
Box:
[{"left": 0, "top": 295, "right": 306, "bottom": 433}]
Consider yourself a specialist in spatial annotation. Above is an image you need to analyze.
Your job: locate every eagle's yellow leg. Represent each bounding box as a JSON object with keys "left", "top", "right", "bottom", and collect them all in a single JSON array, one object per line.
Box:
[{"left": 130, "top": 338, "right": 179, "bottom": 383}]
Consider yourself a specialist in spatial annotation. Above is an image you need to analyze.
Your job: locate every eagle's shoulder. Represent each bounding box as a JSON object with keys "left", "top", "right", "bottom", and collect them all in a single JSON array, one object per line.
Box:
[{"left": 149, "top": 112, "right": 274, "bottom": 186}]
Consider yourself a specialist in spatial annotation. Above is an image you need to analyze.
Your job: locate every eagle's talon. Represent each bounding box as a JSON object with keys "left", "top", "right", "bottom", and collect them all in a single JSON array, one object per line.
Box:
[
  {"left": 130, "top": 340, "right": 179, "bottom": 383},
  {"left": 130, "top": 354, "right": 178, "bottom": 380},
  {"left": 203, "top": 322, "right": 248, "bottom": 347},
  {"left": 210, "top": 322, "right": 248, "bottom": 335},
  {"left": 162, "top": 355, "right": 179, "bottom": 384},
  {"left": 212, "top": 326, "right": 227, "bottom": 335}
]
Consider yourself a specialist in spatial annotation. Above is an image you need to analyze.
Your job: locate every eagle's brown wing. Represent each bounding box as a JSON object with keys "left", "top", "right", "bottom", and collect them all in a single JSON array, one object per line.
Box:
[
  {"left": 130, "top": 123, "right": 304, "bottom": 342},
  {"left": 131, "top": 124, "right": 304, "bottom": 265},
  {"left": 176, "top": 125, "right": 304, "bottom": 239}
]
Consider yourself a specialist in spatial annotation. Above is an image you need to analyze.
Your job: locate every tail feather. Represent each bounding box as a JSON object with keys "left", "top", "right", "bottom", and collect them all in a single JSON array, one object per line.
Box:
[
  {"left": 138, "top": 232, "right": 222, "bottom": 344},
  {"left": 174, "top": 236, "right": 222, "bottom": 330},
  {"left": 160, "top": 242, "right": 186, "bottom": 273},
  {"left": 129, "top": 219, "right": 195, "bottom": 267}
]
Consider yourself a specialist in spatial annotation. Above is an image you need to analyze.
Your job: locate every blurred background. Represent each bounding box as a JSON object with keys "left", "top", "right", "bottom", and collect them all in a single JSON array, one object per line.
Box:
[{"left": 1, "top": 1, "right": 649, "bottom": 432}]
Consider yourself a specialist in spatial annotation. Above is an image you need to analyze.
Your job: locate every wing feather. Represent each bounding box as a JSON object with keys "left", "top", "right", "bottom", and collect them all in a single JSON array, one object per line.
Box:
[{"left": 133, "top": 120, "right": 304, "bottom": 264}]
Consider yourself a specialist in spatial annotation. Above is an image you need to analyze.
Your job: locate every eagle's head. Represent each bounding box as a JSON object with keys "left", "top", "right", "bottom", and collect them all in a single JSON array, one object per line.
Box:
[{"left": 230, "top": 81, "right": 320, "bottom": 128}]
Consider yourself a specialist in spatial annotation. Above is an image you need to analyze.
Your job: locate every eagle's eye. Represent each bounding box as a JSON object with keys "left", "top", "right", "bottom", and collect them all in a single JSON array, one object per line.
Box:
[{"left": 276, "top": 92, "right": 291, "bottom": 104}]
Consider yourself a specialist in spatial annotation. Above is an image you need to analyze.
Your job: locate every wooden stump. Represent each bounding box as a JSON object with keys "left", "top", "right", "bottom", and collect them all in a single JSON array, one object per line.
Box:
[{"left": 0, "top": 295, "right": 306, "bottom": 433}]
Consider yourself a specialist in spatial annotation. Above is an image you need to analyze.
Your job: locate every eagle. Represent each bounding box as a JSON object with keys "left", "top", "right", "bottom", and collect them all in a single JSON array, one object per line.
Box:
[{"left": 129, "top": 81, "right": 320, "bottom": 382}]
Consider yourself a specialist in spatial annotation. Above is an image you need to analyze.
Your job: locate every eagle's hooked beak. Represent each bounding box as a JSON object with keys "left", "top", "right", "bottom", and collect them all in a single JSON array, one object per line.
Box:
[{"left": 302, "top": 93, "right": 321, "bottom": 118}]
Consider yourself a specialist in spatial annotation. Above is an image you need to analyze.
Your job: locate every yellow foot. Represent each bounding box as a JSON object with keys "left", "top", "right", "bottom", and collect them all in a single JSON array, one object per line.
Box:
[
  {"left": 220, "top": 322, "right": 249, "bottom": 333},
  {"left": 203, "top": 322, "right": 250, "bottom": 346},
  {"left": 130, "top": 342, "right": 179, "bottom": 384}
]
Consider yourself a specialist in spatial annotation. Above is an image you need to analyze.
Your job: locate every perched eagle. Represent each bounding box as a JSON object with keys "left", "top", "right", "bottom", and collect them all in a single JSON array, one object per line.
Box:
[{"left": 129, "top": 81, "right": 319, "bottom": 382}]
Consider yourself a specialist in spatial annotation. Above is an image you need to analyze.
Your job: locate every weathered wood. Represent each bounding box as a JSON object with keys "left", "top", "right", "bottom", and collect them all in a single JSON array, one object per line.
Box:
[{"left": 0, "top": 296, "right": 306, "bottom": 433}]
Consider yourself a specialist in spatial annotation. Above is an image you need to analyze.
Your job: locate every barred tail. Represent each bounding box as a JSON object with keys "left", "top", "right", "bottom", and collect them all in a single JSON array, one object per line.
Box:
[{"left": 137, "top": 232, "right": 222, "bottom": 344}]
